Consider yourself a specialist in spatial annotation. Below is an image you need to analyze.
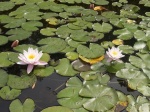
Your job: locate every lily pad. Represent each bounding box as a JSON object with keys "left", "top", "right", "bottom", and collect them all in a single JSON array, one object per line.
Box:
[
  {"left": 33, "top": 66, "right": 54, "bottom": 77},
  {"left": 77, "top": 43, "right": 105, "bottom": 59},
  {"left": 7, "top": 75, "right": 37, "bottom": 89},
  {"left": 0, "top": 86, "right": 21, "bottom": 100},
  {"left": 0, "top": 35, "right": 8, "bottom": 46},
  {"left": 6, "top": 28, "right": 32, "bottom": 41},
  {"left": 13, "top": 44, "right": 37, "bottom": 52},
  {"left": 92, "top": 22, "right": 112, "bottom": 33},
  {"left": 55, "top": 58, "right": 78, "bottom": 76},
  {"left": 79, "top": 84, "right": 118, "bottom": 112},
  {"left": 38, "top": 37, "right": 67, "bottom": 53},
  {"left": 0, "top": 52, "right": 14, "bottom": 67},
  {"left": 116, "top": 69, "right": 149, "bottom": 90},
  {"left": 22, "top": 21, "right": 43, "bottom": 31},
  {"left": 9, "top": 98, "right": 35, "bottom": 112},
  {"left": 40, "top": 28, "right": 56, "bottom": 36},
  {"left": 0, "top": 69, "right": 8, "bottom": 87},
  {"left": 41, "top": 106, "right": 73, "bottom": 112},
  {"left": 119, "top": 45, "right": 134, "bottom": 54},
  {"left": 0, "top": 2, "right": 15, "bottom": 11}
]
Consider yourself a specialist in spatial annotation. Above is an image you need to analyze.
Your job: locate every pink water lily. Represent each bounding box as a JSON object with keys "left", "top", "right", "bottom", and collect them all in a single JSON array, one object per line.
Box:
[
  {"left": 106, "top": 46, "right": 124, "bottom": 62},
  {"left": 17, "top": 47, "right": 48, "bottom": 74}
]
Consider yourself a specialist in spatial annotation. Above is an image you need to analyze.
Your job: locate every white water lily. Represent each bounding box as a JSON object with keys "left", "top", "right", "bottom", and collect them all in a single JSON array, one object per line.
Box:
[
  {"left": 17, "top": 47, "right": 48, "bottom": 74},
  {"left": 106, "top": 46, "right": 124, "bottom": 61}
]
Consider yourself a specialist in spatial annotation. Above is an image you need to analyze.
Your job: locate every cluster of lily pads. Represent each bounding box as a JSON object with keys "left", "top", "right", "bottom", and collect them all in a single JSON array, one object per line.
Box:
[{"left": 0, "top": 0, "right": 150, "bottom": 111}]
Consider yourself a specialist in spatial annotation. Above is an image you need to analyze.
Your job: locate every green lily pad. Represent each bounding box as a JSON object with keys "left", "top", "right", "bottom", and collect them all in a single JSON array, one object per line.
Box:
[
  {"left": 0, "top": 35, "right": 8, "bottom": 46},
  {"left": 94, "top": 0, "right": 109, "bottom": 5},
  {"left": 66, "top": 52, "right": 79, "bottom": 61},
  {"left": 79, "top": 84, "right": 118, "bottom": 112},
  {"left": 33, "top": 66, "right": 54, "bottom": 77},
  {"left": 6, "top": 28, "right": 32, "bottom": 41},
  {"left": 9, "top": 4, "right": 40, "bottom": 19},
  {"left": 13, "top": 44, "right": 37, "bottom": 52},
  {"left": 0, "top": 69, "right": 8, "bottom": 87},
  {"left": 10, "top": 0, "right": 25, "bottom": 5},
  {"left": 92, "top": 22, "right": 112, "bottom": 33},
  {"left": 0, "top": 2, "right": 15, "bottom": 11},
  {"left": 77, "top": 43, "right": 105, "bottom": 58},
  {"left": 71, "top": 59, "right": 91, "bottom": 72},
  {"left": 55, "top": 58, "right": 78, "bottom": 76},
  {"left": 116, "top": 69, "right": 149, "bottom": 90},
  {"left": 72, "top": 108, "right": 89, "bottom": 112},
  {"left": 4, "top": 18, "right": 26, "bottom": 28},
  {"left": 113, "top": 28, "right": 133, "bottom": 40},
  {"left": 119, "top": 45, "right": 134, "bottom": 54},
  {"left": 56, "top": 25, "right": 73, "bottom": 39},
  {"left": 133, "top": 41, "right": 146, "bottom": 50},
  {"left": 40, "top": 28, "right": 56, "bottom": 36},
  {"left": 57, "top": 87, "right": 86, "bottom": 108},
  {"left": 41, "top": 106, "right": 73, "bottom": 112},
  {"left": 0, "top": 52, "right": 14, "bottom": 67},
  {"left": 38, "top": 37, "right": 67, "bottom": 53},
  {"left": 134, "top": 30, "right": 150, "bottom": 41},
  {"left": 70, "top": 30, "right": 91, "bottom": 42},
  {"left": 22, "top": 21, "right": 43, "bottom": 31},
  {"left": 7, "top": 75, "right": 37, "bottom": 89},
  {"left": 0, "top": 86, "right": 21, "bottom": 100},
  {"left": 57, "top": 77, "right": 85, "bottom": 108},
  {"left": 9, "top": 98, "right": 35, "bottom": 112},
  {"left": 66, "top": 38, "right": 85, "bottom": 48},
  {"left": 107, "top": 62, "right": 125, "bottom": 73}
]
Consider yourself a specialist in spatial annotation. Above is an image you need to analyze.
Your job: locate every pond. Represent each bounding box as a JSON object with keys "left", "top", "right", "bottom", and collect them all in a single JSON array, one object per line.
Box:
[{"left": 0, "top": 0, "right": 150, "bottom": 112}]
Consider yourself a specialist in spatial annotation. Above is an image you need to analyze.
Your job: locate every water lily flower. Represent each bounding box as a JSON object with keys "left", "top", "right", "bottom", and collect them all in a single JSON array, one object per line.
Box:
[
  {"left": 17, "top": 47, "right": 48, "bottom": 74},
  {"left": 106, "top": 46, "right": 124, "bottom": 62}
]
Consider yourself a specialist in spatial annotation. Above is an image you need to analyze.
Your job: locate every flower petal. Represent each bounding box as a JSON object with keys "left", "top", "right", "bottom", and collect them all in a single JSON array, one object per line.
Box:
[
  {"left": 35, "top": 61, "right": 48, "bottom": 65},
  {"left": 17, "top": 61, "right": 27, "bottom": 65},
  {"left": 27, "top": 64, "right": 34, "bottom": 74}
]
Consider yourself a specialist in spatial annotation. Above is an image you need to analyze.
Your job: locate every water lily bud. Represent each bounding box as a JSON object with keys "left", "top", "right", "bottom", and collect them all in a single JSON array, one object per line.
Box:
[{"left": 11, "top": 40, "right": 19, "bottom": 47}]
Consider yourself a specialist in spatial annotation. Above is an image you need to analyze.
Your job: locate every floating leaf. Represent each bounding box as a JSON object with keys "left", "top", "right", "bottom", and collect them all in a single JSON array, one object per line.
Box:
[
  {"left": 116, "top": 69, "right": 149, "bottom": 90},
  {"left": 40, "top": 28, "right": 56, "bottom": 36},
  {"left": 4, "top": 18, "right": 26, "bottom": 28},
  {"left": 0, "top": 2, "right": 15, "bottom": 11},
  {"left": 22, "top": 21, "right": 43, "bottom": 31},
  {"left": 38, "top": 37, "right": 67, "bottom": 53},
  {"left": 13, "top": 44, "right": 37, "bottom": 52},
  {"left": 46, "top": 17, "right": 58, "bottom": 25},
  {"left": 79, "top": 55, "right": 104, "bottom": 64},
  {"left": 0, "top": 86, "right": 21, "bottom": 100},
  {"left": 133, "top": 41, "right": 146, "bottom": 50},
  {"left": 0, "top": 35, "right": 8, "bottom": 46},
  {"left": 6, "top": 28, "right": 32, "bottom": 41},
  {"left": 112, "top": 39, "right": 123, "bottom": 45},
  {"left": 66, "top": 52, "right": 79, "bottom": 61},
  {"left": 55, "top": 58, "right": 78, "bottom": 76},
  {"left": 79, "top": 85, "right": 118, "bottom": 112},
  {"left": 0, "top": 69, "right": 8, "bottom": 87},
  {"left": 92, "top": 22, "right": 112, "bottom": 33},
  {"left": 71, "top": 59, "right": 91, "bottom": 72},
  {"left": 0, "top": 52, "right": 14, "bottom": 67},
  {"left": 77, "top": 43, "right": 105, "bottom": 59},
  {"left": 33, "top": 66, "right": 54, "bottom": 77},
  {"left": 119, "top": 45, "right": 134, "bottom": 54},
  {"left": 9, "top": 98, "right": 35, "bottom": 112},
  {"left": 41, "top": 106, "right": 73, "bottom": 112},
  {"left": 134, "top": 30, "right": 150, "bottom": 41},
  {"left": 7, "top": 75, "right": 37, "bottom": 89},
  {"left": 113, "top": 28, "right": 133, "bottom": 40}
]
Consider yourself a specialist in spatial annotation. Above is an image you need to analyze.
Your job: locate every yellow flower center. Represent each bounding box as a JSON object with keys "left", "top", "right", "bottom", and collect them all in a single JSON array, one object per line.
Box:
[
  {"left": 28, "top": 54, "right": 35, "bottom": 59},
  {"left": 112, "top": 51, "right": 118, "bottom": 56}
]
